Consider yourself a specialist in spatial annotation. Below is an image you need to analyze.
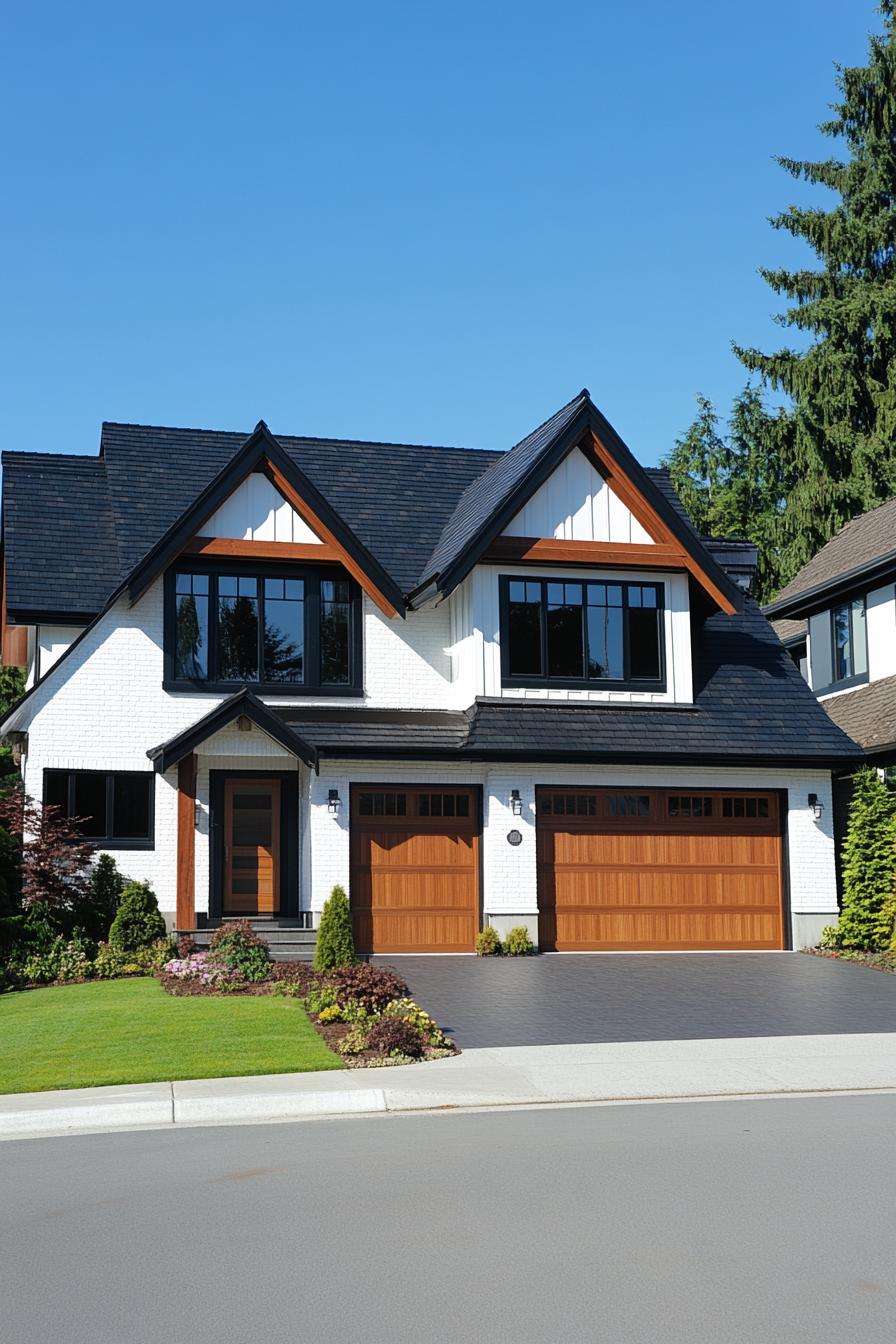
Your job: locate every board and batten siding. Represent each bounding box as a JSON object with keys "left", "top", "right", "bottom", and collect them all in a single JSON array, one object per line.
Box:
[
  {"left": 447, "top": 565, "right": 693, "bottom": 704},
  {"left": 503, "top": 449, "right": 654, "bottom": 544},
  {"left": 203, "top": 473, "right": 322, "bottom": 544}
]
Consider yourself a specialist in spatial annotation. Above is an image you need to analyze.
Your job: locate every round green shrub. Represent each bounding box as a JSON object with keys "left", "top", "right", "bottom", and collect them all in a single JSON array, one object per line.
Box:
[
  {"left": 108, "top": 882, "right": 166, "bottom": 953},
  {"left": 503, "top": 926, "right": 535, "bottom": 956},
  {"left": 475, "top": 926, "right": 502, "bottom": 956},
  {"left": 208, "top": 920, "right": 271, "bottom": 982},
  {"left": 314, "top": 885, "right": 357, "bottom": 970}
]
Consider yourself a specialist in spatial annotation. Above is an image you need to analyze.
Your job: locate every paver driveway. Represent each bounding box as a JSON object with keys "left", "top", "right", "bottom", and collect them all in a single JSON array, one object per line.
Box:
[{"left": 374, "top": 952, "right": 896, "bottom": 1049}]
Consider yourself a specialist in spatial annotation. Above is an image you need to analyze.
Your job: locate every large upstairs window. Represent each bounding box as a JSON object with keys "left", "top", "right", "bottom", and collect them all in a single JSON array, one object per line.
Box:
[
  {"left": 829, "top": 596, "right": 868, "bottom": 689},
  {"left": 500, "top": 577, "right": 665, "bottom": 690},
  {"left": 165, "top": 565, "right": 361, "bottom": 694}
]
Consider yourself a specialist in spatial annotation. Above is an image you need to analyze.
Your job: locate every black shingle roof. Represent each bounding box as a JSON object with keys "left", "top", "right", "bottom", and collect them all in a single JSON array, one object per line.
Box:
[
  {"left": 2, "top": 403, "right": 745, "bottom": 621},
  {"left": 2, "top": 455, "right": 119, "bottom": 618},
  {"left": 262, "top": 602, "right": 858, "bottom": 766},
  {"left": 2, "top": 426, "right": 502, "bottom": 617},
  {"left": 420, "top": 391, "right": 590, "bottom": 589}
]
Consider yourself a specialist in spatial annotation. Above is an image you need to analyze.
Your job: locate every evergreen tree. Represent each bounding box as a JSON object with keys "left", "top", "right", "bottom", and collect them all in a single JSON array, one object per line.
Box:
[
  {"left": 836, "top": 767, "right": 896, "bottom": 950},
  {"left": 664, "top": 387, "right": 788, "bottom": 602},
  {"left": 314, "top": 885, "right": 357, "bottom": 970},
  {"left": 734, "top": 2, "right": 896, "bottom": 583}
]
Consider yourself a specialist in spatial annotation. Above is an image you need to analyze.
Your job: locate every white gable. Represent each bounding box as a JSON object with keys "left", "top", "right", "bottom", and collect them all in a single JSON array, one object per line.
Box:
[
  {"left": 203, "top": 472, "right": 322, "bottom": 544},
  {"left": 504, "top": 450, "right": 654, "bottom": 544}
]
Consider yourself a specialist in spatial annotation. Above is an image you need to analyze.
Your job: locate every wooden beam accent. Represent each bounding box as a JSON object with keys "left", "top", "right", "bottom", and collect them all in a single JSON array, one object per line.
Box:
[
  {"left": 580, "top": 431, "right": 738, "bottom": 615},
  {"left": 183, "top": 536, "right": 342, "bottom": 562},
  {"left": 0, "top": 553, "right": 28, "bottom": 668},
  {"left": 483, "top": 537, "right": 686, "bottom": 568},
  {"left": 176, "top": 754, "right": 197, "bottom": 931},
  {"left": 263, "top": 462, "right": 399, "bottom": 618}
]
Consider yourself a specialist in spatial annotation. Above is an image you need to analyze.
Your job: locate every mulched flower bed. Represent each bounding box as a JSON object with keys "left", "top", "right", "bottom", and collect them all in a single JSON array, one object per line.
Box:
[
  {"left": 159, "top": 953, "right": 459, "bottom": 1066},
  {"left": 803, "top": 947, "right": 896, "bottom": 975}
]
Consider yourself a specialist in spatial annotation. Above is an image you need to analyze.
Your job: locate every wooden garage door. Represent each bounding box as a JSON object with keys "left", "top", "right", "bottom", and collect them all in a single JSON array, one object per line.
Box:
[
  {"left": 350, "top": 786, "right": 479, "bottom": 953},
  {"left": 536, "top": 788, "right": 784, "bottom": 951}
]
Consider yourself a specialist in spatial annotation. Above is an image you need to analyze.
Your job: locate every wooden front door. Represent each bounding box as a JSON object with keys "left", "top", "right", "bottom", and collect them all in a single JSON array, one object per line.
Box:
[
  {"left": 536, "top": 787, "right": 784, "bottom": 951},
  {"left": 350, "top": 786, "right": 480, "bottom": 952},
  {"left": 223, "top": 778, "right": 280, "bottom": 916}
]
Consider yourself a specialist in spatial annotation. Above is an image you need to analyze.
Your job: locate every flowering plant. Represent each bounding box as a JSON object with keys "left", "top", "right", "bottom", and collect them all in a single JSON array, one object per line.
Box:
[{"left": 162, "top": 952, "right": 242, "bottom": 986}]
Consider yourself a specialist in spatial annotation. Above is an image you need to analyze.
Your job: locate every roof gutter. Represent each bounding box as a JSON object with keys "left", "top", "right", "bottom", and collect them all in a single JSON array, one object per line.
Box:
[{"left": 764, "top": 550, "right": 896, "bottom": 620}]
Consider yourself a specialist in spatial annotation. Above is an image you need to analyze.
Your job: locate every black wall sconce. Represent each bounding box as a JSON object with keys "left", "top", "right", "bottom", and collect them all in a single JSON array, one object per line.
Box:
[
  {"left": 808, "top": 792, "right": 823, "bottom": 820},
  {"left": 328, "top": 788, "right": 342, "bottom": 817},
  {"left": 510, "top": 789, "right": 523, "bottom": 816}
]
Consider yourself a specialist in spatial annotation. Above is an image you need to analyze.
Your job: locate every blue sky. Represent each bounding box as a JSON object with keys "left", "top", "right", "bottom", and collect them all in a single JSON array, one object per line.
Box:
[{"left": 0, "top": 1, "right": 878, "bottom": 466}]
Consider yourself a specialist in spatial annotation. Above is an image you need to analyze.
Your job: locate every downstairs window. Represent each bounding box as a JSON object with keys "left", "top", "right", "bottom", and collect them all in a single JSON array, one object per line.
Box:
[{"left": 43, "top": 770, "right": 154, "bottom": 847}]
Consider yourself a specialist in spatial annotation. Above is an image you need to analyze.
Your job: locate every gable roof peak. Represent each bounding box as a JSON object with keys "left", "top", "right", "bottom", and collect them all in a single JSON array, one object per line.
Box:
[{"left": 254, "top": 418, "right": 270, "bottom": 434}]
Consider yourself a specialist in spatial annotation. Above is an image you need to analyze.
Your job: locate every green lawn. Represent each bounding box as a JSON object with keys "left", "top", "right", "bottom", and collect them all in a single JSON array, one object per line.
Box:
[{"left": 0, "top": 977, "right": 342, "bottom": 1094}]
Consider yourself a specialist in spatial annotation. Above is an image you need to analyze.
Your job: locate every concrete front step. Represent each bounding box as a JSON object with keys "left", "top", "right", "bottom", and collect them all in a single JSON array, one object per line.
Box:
[{"left": 182, "top": 922, "right": 318, "bottom": 962}]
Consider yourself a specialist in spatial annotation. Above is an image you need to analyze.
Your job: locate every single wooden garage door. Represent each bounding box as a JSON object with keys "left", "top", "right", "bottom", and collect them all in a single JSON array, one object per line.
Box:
[
  {"left": 350, "top": 786, "right": 479, "bottom": 953},
  {"left": 537, "top": 787, "right": 784, "bottom": 951}
]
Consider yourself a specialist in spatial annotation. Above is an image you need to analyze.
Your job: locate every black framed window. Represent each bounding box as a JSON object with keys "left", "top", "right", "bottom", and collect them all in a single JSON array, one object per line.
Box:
[
  {"left": 165, "top": 564, "right": 362, "bottom": 694},
  {"left": 501, "top": 577, "right": 664, "bottom": 689},
  {"left": 829, "top": 597, "right": 868, "bottom": 688},
  {"left": 43, "top": 770, "right": 154, "bottom": 848}
]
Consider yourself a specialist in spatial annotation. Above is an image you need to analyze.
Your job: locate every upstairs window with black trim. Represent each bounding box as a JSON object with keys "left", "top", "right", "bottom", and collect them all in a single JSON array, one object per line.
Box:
[
  {"left": 43, "top": 770, "right": 154, "bottom": 848},
  {"left": 830, "top": 597, "right": 868, "bottom": 689},
  {"left": 501, "top": 578, "right": 664, "bottom": 689},
  {"left": 166, "top": 566, "right": 361, "bottom": 694}
]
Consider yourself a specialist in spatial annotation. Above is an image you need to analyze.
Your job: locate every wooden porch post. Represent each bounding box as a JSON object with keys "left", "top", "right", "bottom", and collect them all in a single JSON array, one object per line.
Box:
[{"left": 176, "top": 754, "right": 197, "bottom": 930}]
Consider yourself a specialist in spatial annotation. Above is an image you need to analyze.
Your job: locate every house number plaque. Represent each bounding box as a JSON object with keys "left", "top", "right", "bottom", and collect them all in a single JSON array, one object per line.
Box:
[{"left": 507, "top": 829, "right": 522, "bottom": 846}]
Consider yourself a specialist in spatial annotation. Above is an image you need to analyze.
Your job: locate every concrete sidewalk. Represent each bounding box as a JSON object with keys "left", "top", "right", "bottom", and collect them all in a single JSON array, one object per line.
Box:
[{"left": 3, "top": 1032, "right": 896, "bottom": 1140}]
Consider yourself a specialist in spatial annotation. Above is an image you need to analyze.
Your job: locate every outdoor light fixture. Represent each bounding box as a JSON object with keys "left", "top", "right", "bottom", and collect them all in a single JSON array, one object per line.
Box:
[
  {"left": 194, "top": 800, "right": 202, "bottom": 828},
  {"left": 510, "top": 789, "right": 523, "bottom": 816},
  {"left": 808, "top": 792, "right": 823, "bottom": 820},
  {"left": 328, "top": 788, "right": 342, "bottom": 817}
]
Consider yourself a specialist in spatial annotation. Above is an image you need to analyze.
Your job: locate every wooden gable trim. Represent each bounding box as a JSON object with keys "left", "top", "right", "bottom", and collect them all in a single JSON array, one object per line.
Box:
[
  {"left": 184, "top": 537, "right": 343, "bottom": 563},
  {"left": 262, "top": 461, "right": 398, "bottom": 618},
  {"left": 579, "top": 432, "right": 737, "bottom": 615},
  {"left": 483, "top": 537, "right": 685, "bottom": 568}
]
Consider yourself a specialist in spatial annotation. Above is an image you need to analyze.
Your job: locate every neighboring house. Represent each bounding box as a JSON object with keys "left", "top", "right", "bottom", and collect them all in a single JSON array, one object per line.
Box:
[
  {"left": 0, "top": 391, "right": 858, "bottom": 953},
  {"left": 765, "top": 498, "right": 896, "bottom": 771}
]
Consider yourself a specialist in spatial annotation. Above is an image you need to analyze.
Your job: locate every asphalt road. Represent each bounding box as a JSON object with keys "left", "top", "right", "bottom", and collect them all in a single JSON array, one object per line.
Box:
[{"left": 2, "top": 1096, "right": 894, "bottom": 1343}]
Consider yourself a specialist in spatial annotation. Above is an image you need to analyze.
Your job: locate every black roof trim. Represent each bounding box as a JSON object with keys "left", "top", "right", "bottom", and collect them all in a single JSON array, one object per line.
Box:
[
  {"left": 413, "top": 394, "right": 744, "bottom": 613},
  {"left": 764, "top": 550, "right": 896, "bottom": 620},
  {"left": 124, "top": 421, "right": 405, "bottom": 615},
  {"left": 146, "top": 687, "right": 318, "bottom": 773},
  {"left": 6, "top": 610, "right": 93, "bottom": 628}
]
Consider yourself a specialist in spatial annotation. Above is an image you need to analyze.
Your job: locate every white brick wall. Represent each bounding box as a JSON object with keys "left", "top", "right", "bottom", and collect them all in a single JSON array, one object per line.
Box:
[
  {"left": 14, "top": 570, "right": 839, "bottom": 947},
  {"left": 309, "top": 759, "right": 838, "bottom": 948}
]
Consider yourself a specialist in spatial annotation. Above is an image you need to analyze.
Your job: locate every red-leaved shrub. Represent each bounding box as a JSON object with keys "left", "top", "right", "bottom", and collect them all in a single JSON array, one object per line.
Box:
[
  {"left": 328, "top": 963, "right": 409, "bottom": 1013},
  {"left": 366, "top": 1014, "right": 425, "bottom": 1059}
]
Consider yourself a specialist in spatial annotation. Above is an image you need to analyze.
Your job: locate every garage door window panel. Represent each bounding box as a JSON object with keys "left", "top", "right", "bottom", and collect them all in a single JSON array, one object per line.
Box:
[{"left": 501, "top": 578, "right": 664, "bottom": 690}]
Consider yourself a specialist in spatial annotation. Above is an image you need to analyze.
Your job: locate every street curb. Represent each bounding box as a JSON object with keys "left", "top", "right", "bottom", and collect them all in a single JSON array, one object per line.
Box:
[{"left": 4, "top": 1033, "right": 896, "bottom": 1139}]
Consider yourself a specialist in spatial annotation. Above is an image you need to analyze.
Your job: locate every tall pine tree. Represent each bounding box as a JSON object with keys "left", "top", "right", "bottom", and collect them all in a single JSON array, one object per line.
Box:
[
  {"left": 734, "top": 2, "right": 896, "bottom": 583},
  {"left": 663, "top": 386, "right": 788, "bottom": 603}
]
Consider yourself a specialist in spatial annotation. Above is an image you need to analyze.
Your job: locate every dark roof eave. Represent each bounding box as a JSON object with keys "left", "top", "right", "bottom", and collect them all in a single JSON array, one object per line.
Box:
[
  {"left": 147, "top": 688, "right": 318, "bottom": 773},
  {"left": 765, "top": 550, "right": 896, "bottom": 620},
  {"left": 313, "top": 744, "right": 861, "bottom": 768}
]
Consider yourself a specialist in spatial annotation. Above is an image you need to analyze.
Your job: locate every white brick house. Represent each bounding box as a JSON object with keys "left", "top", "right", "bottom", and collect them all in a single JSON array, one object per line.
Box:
[{"left": 0, "top": 392, "right": 859, "bottom": 952}]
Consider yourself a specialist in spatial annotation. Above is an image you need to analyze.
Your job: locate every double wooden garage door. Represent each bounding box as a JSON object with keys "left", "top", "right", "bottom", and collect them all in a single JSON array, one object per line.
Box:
[
  {"left": 350, "top": 787, "right": 480, "bottom": 953},
  {"left": 537, "top": 787, "right": 785, "bottom": 951},
  {"left": 349, "top": 784, "right": 785, "bottom": 953}
]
